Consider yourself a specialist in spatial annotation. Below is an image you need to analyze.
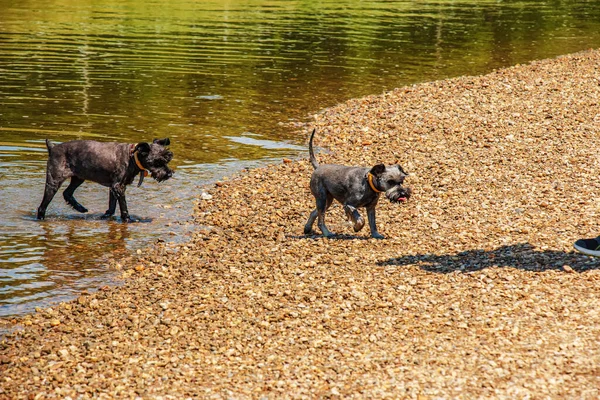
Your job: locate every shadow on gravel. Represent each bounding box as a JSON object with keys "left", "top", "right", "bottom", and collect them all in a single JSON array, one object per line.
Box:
[
  {"left": 291, "top": 233, "right": 371, "bottom": 241},
  {"left": 378, "top": 243, "right": 599, "bottom": 273}
]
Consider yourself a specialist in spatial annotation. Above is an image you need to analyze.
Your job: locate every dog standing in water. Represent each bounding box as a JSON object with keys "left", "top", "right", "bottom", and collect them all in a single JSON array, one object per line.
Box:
[{"left": 37, "top": 138, "right": 173, "bottom": 222}]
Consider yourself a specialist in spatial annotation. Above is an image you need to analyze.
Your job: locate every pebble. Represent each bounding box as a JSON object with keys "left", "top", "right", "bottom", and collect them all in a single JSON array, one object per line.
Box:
[{"left": 2, "top": 49, "right": 600, "bottom": 398}]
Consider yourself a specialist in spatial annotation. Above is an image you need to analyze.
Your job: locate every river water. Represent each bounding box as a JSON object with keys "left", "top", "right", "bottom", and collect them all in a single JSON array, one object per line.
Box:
[{"left": 1, "top": 0, "right": 600, "bottom": 317}]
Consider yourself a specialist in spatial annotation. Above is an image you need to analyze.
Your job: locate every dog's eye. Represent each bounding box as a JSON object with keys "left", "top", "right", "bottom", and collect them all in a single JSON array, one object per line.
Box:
[{"left": 387, "top": 180, "right": 397, "bottom": 185}]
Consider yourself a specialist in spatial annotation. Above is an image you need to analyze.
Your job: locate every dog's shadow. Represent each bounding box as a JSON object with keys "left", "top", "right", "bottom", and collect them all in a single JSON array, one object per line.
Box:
[
  {"left": 378, "top": 243, "right": 599, "bottom": 273},
  {"left": 25, "top": 212, "right": 153, "bottom": 223},
  {"left": 291, "top": 233, "right": 372, "bottom": 241},
  {"left": 96, "top": 214, "right": 153, "bottom": 223}
]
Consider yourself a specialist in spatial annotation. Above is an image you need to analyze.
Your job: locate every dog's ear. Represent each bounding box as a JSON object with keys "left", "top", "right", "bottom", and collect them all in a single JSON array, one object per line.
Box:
[
  {"left": 153, "top": 138, "right": 170, "bottom": 146},
  {"left": 369, "top": 163, "right": 386, "bottom": 176},
  {"left": 134, "top": 142, "right": 151, "bottom": 155},
  {"left": 397, "top": 165, "right": 408, "bottom": 176}
]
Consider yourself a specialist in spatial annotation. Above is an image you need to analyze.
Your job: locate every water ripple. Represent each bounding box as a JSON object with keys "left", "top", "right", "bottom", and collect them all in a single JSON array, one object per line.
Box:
[{"left": 1, "top": 0, "right": 600, "bottom": 317}]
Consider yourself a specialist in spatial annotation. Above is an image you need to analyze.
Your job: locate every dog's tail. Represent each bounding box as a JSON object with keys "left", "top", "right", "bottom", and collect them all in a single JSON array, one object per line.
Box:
[
  {"left": 45, "top": 139, "right": 55, "bottom": 153},
  {"left": 308, "top": 128, "right": 318, "bottom": 169}
]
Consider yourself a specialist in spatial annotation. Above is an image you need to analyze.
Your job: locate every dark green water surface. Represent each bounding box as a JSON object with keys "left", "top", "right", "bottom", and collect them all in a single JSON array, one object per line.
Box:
[{"left": 2, "top": 0, "right": 600, "bottom": 317}]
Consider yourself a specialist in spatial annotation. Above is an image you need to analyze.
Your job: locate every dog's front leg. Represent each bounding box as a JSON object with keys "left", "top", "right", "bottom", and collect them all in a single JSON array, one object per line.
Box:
[
  {"left": 111, "top": 183, "right": 132, "bottom": 223},
  {"left": 343, "top": 204, "right": 365, "bottom": 232},
  {"left": 366, "top": 206, "right": 384, "bottom": 239},
  {"left": 117, "top": 193, "right": 132, "bottom": 222},
  {"left": 101, "top": 190, "right": 118, "bottom": 219}
]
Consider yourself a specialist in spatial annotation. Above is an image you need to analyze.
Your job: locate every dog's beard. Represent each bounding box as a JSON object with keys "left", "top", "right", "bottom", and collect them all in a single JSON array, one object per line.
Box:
[
  {"left": 146, "top": 148, "right": 174, "bottom": 182},
  {"left": 151, "top": 168, "right": 173, "bottom": 182},
  {"left": 385, "top": 186, "right": 412, "bottom": 203}
]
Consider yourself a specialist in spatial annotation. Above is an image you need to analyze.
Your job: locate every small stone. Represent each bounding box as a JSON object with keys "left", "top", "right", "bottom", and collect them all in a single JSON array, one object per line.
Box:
[
  {"left": 1, "top": 47, "right": 600, "bottom": 399},
  {"left": 562, "top": 265, "right": 575, "bottom": 273}
]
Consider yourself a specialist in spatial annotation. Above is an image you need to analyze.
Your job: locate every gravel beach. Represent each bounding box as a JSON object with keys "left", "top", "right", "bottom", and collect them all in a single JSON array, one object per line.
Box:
[{"left": 2, "top": 49, "right": 600, "bottom": 399}]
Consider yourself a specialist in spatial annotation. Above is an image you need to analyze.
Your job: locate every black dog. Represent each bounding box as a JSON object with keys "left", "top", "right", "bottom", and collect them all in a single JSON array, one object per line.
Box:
[{"left": 37, "top": 138, "right": 173, "bottom": 222}]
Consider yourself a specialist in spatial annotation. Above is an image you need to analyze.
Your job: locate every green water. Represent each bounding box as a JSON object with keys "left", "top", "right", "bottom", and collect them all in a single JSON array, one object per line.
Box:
[{"left": 2, "top": 0, "right": 600, "bottom": 317}]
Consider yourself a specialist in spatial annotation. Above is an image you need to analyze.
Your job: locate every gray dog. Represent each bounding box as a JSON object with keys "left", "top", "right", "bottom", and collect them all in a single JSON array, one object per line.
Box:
[
  {"left": 304, "top": 129, "right": 411, "bottom": 239},
  {"left": 37, "top": 138, "right": 173, "bottom": 222}
]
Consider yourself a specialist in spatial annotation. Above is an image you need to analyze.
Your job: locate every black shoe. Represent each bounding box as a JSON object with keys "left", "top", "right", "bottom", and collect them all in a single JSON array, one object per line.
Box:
[{"left": 573, "top": 237, "right": 600, "bottom": 257}]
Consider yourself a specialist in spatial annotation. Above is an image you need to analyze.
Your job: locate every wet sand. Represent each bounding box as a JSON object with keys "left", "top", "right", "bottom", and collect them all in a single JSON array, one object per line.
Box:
[{"left": 2, "top": 49, "right": 600, "bottom": 398}]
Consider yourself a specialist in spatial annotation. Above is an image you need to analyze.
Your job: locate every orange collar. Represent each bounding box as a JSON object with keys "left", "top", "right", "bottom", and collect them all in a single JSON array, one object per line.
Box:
[
  {"left": 133, "top": 151, "right": 149, "bottom": 177},
  {"left": 367, "top": 173, "right": 383, "bottom": 193}
]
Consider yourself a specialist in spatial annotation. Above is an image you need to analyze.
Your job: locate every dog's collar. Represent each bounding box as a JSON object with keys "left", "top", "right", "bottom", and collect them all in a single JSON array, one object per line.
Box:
[
  {"left": 133, "top": 152, "right": 149, "bottom": 177},
  {"left": 130, "top": 144, "right": 149, "bottom": 177},
  {"left": 367, "top": 173, "right": 383, "bottom": 193}
]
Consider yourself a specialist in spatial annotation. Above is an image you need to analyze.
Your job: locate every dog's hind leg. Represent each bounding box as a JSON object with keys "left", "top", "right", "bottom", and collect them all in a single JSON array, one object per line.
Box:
[
  {"left": 63, "top": 177, "right": 88, "bottom": 213},
  {"left": 304, "top": 209, "right": 318, "bottom": 234},
  {"left": 344, "top": 204, "right": 365, "bottom": 232},
  {"left": 37, "top": 182, "right": 60, "bottom": 220},
  {"left": 316, "top": 194, "right": 334, "bottom": 237},
  {"left": 37, "top": 171, "right": 66, "bottom": 220}
]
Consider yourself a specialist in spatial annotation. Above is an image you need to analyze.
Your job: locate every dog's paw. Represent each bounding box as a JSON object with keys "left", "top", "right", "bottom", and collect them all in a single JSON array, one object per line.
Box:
[
  {"left": 353, "top": 216, "right": 365, "bottom": 232},
  {"left": 67, "top": 200, "right": 88, "bottom": 213}
]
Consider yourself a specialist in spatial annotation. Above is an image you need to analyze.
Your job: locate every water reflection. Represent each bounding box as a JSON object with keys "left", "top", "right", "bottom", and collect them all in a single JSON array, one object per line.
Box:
[
  {"left": 2, "top": 0, "right": 600, "bottom": 317},
  {"left": 0, "top": 221, "right": 128, "bottom": 317}
]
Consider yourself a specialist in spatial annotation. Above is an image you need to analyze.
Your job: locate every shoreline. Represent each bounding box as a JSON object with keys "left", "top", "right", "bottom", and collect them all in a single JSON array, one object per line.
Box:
[{"left": 2, "top": 49, "right": 600, "bottom": 398}]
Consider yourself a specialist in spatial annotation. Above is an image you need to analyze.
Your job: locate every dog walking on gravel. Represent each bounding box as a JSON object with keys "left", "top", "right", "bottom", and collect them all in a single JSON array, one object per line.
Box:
[
  {"left": 37, "top": 138, "right": 174, "bottom": 222},
  {"left": 304, "top": 129, "right": 412, "bottom": 239}
]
